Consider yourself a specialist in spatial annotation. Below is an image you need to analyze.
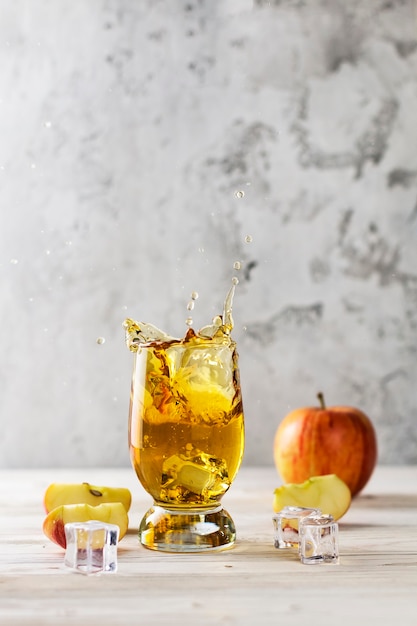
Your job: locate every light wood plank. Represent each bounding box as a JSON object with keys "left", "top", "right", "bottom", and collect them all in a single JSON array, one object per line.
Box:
[{"left": 1, "top": 466, "right": 416, "bottom": 625}]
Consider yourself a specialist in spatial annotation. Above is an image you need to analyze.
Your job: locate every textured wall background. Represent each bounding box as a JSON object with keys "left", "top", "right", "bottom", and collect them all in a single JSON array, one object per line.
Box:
[{"left": 1, "top": 0, "right": 416, "bottom": 468}]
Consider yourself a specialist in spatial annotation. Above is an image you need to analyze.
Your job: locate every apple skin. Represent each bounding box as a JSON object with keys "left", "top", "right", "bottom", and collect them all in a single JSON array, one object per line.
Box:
[
  {"left": 43, "top": 502, "right": 129, "bottom": 548},
  {"left": 43, "top": 483, "right": 132, "bottom": 514},
  {"left": 273, "top": 474, "right": 352, "bottom": 521},
  {"left": 274, "top": 395, "right": 377, "bottom": 497}
]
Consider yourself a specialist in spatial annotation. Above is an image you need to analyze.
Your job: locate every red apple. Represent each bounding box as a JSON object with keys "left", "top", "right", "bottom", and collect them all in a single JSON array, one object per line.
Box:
[{"left": 273, "top": 393, "right": 377, "bottom": 497}]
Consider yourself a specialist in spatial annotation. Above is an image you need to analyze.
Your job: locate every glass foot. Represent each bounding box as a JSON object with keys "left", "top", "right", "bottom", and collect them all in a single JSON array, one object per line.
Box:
[{"left": 139, "top": 505, "right": 236, "bottom": 552}]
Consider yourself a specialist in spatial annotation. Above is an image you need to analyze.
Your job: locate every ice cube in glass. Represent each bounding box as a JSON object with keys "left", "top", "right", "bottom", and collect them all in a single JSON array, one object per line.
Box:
[
  {"left": 272, "top": 506, "right": 321, "bottom": 549},
  {"left": 64, "top": 520, "right": 119, "bottom": 575},
  {"left": 299, "top": 513, "right": 339, "bottom": 564}
]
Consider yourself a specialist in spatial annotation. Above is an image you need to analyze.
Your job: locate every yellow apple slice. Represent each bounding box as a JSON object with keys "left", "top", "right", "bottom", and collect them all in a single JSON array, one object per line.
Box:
[
  {"left": 43, "top": 482, "right": 132, "bottom": 513},
  {"left": 273, "top": 474, "right": 351, "bottom": 521},
  {"left": 43, "top": 502, "right": 129, "bottom": 548}
]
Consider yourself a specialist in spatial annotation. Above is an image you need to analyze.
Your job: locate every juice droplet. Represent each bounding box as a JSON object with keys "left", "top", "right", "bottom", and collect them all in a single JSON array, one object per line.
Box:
[
  {"left": 245, "top": 235, "right": 253, "bottom": 243},
  {"left": 191, "top": 291, "right": 199, "bottom": 300},
  {"left": 233, "top": 261, "right": 241, "bottom": 270},
  {"left": 185, "top": 317, "right": 193, "bottom": 327},
  {"left": 96, "top": 337, "right": 106, "bottom": 345},
  {"left": 232, "top": 276, "right": 239, "bottom": 285},
  {"left": 235, "top": 190, "right": 245, "bottom": 199},
  {"left": 187, "top": 301, "right": 194, "bottom": 311}
]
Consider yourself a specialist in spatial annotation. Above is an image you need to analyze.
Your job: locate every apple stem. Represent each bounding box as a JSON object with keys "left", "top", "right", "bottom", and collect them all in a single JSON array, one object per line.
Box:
[{"left": 317, "top": 392, "right": 326, "bottom": 409}]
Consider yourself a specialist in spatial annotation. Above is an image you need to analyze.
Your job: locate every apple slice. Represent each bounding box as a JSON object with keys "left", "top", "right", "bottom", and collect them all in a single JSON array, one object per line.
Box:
[
  {"left": 273, "top": 474, "right": 351, "bottom": 521},
  {"left": 43, "top": 502, "right": 129, "bottom": 548},
  {"left": 44, "top": 483, "right": 132, "bottom": 513}
]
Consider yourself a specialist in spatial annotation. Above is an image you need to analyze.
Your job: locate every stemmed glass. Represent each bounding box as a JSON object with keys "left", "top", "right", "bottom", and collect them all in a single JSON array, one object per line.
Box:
[{"left": 126, "top": 325, "right": 245, "bottom": 552}]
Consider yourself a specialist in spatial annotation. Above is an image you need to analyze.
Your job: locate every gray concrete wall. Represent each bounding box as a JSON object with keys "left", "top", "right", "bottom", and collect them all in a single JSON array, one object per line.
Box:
[{"left": 1, "top": 0, "right": 416, "bottom": 468}]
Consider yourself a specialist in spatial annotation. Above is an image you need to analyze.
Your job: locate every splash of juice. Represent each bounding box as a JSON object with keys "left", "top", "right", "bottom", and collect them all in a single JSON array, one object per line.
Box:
[{"left": 123, "top": 281, "right": 237, "bottom": 351}]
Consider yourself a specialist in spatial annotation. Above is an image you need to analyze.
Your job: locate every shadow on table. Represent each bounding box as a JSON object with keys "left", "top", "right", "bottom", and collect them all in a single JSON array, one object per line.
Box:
[
  {"left": 353, "top": 493, "right": 417, "bottom": 509},
  {"left": 339, "top": 522, "right": 381, "bottom": 530}
]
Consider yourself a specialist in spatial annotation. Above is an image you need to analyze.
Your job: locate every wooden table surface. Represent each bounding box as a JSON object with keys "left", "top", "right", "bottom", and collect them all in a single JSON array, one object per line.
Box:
[{"left": 1, "top": 465, "right": 416, "bottom": 626}]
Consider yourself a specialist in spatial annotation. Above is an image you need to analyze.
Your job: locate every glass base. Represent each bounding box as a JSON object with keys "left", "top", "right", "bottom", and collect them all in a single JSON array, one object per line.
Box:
[{"left": 139, "top": 504, "right": 236, "bottom": 552}]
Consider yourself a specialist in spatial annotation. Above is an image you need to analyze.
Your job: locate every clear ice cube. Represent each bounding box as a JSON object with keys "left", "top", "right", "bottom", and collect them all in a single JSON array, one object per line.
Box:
[
  {"left": 272, "top": 506, "right": 321, "bottom": 549},
  {"left": 64, "top": 521, "right": 119, "bottom": 575},
  {"left": 173, "top": 344, "right": 234, "bottom": 389},
  {"left": 162, "top": 450, "right": 229, "bottom": 497},
  {"left": 299, "top": 514, "right": 339, "bottom": 564}
]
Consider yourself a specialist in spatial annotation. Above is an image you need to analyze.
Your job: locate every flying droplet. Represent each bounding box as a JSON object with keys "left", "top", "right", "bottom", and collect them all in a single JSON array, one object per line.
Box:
[
  {"left": 187, "top": 301, "right": 194, "bottom": 311},
  {"left": 233, "top": 261, "right": 241, "bottom": 270},
  {"left": 245, "top": 235, "right": 253, "bottom": 243},
  {"left": 185, "top": 317, "right": 193, "bottom": 327},
  {"left": 235, "top": 190, "right": 245, "bottom": 199},
  {"left": 191, "top": 291, "right": 199, "bottom": 300},
  {"left": 232, "top": 276, "right": 239, "bottom": 285},
  {"left": 96, "top": 337, "right": 106, "bottom": 345}
]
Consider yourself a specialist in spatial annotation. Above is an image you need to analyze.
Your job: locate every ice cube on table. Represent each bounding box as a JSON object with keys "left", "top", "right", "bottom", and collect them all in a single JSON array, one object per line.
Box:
[
  {"left": 299, "top": 514, "right": 339, "bottom": 564},
  {"left": 64, "top": 521, "right": 119, "bottom": 575},
  {"left": 272, "top": 506, "right": 321, "bottom": 549}
]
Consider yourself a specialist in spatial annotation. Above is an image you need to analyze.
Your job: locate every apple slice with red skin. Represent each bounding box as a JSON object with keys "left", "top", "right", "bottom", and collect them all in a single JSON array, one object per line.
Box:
[{"left": 43, "top": 502, "right": 129, "bottom": 548}]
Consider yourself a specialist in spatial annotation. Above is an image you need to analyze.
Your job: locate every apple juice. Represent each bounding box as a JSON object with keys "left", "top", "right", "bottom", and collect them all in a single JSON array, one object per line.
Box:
[{"left": 127, "top": 332, "right": 244, "bottom": 508}]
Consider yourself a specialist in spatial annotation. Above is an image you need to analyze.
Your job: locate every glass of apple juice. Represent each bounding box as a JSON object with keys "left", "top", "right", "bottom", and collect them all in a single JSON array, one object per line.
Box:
[{"left": 123, "top": 286, "right": 245, "bottom": 552}]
